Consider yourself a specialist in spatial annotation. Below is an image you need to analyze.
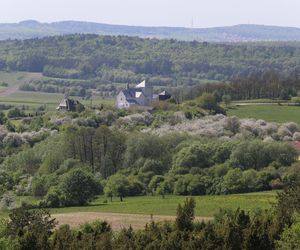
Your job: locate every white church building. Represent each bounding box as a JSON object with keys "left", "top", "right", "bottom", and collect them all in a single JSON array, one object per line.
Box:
[{"left": 116, "top": 80, "right": 154, "bottom": 109}]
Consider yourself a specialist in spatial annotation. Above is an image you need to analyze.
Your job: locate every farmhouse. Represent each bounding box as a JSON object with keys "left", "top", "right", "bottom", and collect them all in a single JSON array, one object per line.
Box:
[
  {"left": 56, "top": 98, "right": 84, "bottom": 112},
  {"left": 116, "top": 80, "right": 154, "bottom": 109},
  {"left": 158, "top": 90, "right": 172, "bottom": 101}
]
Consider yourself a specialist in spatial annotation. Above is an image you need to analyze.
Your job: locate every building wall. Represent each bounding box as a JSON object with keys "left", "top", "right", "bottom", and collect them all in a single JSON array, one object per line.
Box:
[
  {"left": 116, "top": 92, "right": 129, "bottom": 108},
  {"left": 136, "top": 93, "right": 147, "bottom": 106},
  {"left": 116, "top": 85, "right": 154, "bottom": 109},
  {"left": 142, "top": 86, "right": 153, "bottom": 105}
]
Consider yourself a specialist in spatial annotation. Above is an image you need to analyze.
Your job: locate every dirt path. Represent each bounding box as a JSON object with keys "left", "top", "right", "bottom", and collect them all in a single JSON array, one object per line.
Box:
[
  {"left": 0, "top": 86, "right": 18, "bottom": 97},
  {"left": 53, "top": 212, "right": 212, "bottom": 230}
]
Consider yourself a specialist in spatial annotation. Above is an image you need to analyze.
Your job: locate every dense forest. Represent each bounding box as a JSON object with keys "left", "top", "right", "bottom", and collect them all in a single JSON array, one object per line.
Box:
[
  {"left": 2, "top": 34, "right": 300, "bottom": 101},
  {"left": 1, "top": 34, "right": 300, "bottom": 87},
  {"left": 176, "top": 70, "right": 300, "bottom": 101}
]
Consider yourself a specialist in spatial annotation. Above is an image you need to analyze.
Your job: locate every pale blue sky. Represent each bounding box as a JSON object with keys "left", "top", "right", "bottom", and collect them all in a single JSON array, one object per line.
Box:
[{"left": 2, "top": 0, "right": 300, "bottom": 28}]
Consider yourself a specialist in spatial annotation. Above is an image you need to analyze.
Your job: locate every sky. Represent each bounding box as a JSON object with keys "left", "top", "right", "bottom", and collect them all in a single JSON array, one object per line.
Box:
[{"left": 1, "top": 0, "right": 300, "bottom": 28}]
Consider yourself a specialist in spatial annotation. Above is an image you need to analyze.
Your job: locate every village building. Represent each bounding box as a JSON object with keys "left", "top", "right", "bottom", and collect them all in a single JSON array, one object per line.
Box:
[
  {"left": 116, "top": 80, "right": 172, "bottom": 109},
  {"left": 158, "top": 90, "right": 172, "bottom": 101},
  {"left": 56, "top": 98, "right": 84, "bottom": 112},
  {"left": 116, "top": 80, "right": 154, "bottom": 109}
]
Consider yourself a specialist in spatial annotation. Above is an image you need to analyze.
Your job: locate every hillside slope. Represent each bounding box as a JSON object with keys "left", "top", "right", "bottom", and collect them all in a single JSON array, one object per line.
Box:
[{"left": 2, "top": 20, "right": 300, "bottom": 42}]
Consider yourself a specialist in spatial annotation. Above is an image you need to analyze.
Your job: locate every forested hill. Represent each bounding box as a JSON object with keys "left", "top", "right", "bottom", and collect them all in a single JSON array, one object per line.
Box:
[
  {"left": 1, "top": 34, "right": 300, "bottom": 85},
  {"left": 2, "top": 20, "right": 300, "bottom": 42}
]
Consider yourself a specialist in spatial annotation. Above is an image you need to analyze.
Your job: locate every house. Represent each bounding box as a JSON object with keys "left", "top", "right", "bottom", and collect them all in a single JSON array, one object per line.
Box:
[
  {"left": 56, "top": 98, "right": 84, "bottom": 112},
  {"left": 158, "top": 90, "right": 172, "bottom": 101},
  {"left": 116, "top": 80, "right": 154, "bottom": 109}
]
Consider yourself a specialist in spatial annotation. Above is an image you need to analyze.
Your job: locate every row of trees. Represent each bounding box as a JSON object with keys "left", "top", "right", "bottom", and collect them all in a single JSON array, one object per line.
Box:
[
  {"left": 171, "top": 70, "right": 300, "bottom": 102},
  {"left": 63, "top": 125, "right": 126, "bottom": 178}
]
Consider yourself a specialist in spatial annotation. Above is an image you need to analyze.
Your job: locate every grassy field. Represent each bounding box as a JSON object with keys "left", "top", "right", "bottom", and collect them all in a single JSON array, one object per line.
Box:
[
  {"left": 0, "top": 71, "right": 43, "bottom": 87},
  {"left": 0, "top": 192, "right": 276, "bottom": 219},
  {"left": 0, "top": 71, "right": 115, "bottom": 111},
  {"left": 0, "top": 91, "right": 63, "bottom": 103},
  {"left": 78, "top": 97, "right": 114, "bottom": 107},
  {"left": 49, "top": 192, "right": 276, "bottom": 217},
  {"left": 232, "top": 99, "right": 289, "bottom": 104},
  {"left": 228, "top": 105, "right": 300, "bottom": 124}
]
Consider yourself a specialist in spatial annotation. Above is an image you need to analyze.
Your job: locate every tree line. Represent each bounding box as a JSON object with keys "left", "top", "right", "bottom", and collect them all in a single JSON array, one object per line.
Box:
[
  {"left": 171, "top": 70, "right": 300, "bottom": 102},
  {"left": 2, "top": 182, "right": 300, "bottom": 249}
]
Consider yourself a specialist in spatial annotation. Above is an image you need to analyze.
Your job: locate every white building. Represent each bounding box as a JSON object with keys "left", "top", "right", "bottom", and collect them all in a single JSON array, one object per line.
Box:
[{"left": 116, "top": 80, "right": 154, "bottom": 109}]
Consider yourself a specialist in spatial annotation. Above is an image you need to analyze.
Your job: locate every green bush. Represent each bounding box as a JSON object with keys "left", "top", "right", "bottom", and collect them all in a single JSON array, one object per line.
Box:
[
  {"left": 7, "top": 108, "right": 26, "bottom": 118},
  {"left": 60, "top": 168, "right": 102, "bottom": 206}
]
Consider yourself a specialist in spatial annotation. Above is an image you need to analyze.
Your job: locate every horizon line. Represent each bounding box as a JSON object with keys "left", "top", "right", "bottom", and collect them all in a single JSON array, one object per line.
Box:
[{"left": 0, "top": 19, "right": 300, "bottom": 30}]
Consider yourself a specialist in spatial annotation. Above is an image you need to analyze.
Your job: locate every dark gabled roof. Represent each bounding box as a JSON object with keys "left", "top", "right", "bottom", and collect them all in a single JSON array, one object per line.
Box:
[
  {"left": 159, "top": 90, "right": 171, "bottom": 96},
  {"left": 57, "top": 98, "right": 81, "bottom": 111},
  {"left": 67, "top": 98, "right": 77, "bottom": 107},
  {"left": 127, "top": 99, "right": 138, "bottom": 105},
  {"left": 122, "top": 88, "right": 142, "bottom": 99}
]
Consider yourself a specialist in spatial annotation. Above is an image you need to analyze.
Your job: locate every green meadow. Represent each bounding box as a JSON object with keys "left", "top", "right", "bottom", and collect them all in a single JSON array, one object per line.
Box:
[
  {"left": 0, "top": 71, "right": 43, "bottom": 87},
  {"left": 0, "top": 192, "right": 277, "bottom": 219},
  {"left": 228, "top": 105, "right": 300, "bottom": 124},
  {"left": 0, "top": 91, "right": 63, "bottom": 103},
  {"left": 49, "top": 192, "right": 276, "bottom": 217},
  {"left": 0, "top": 71, "right": 115, "bottom": 111}
]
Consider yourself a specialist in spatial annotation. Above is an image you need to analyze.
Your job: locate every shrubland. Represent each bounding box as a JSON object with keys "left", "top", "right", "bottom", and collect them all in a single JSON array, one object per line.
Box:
[{"left": 0, "top": 101, "right": 299, "bottom": 208}]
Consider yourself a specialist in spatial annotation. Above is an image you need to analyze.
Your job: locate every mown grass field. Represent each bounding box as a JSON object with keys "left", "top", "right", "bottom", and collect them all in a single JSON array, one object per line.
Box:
[
  {"left": 0, "top": 192, "right": 277, "bottom": 219},
  {"left": 0, "top": 91, "right": 63, "bottom": 103},
  {"left": 228, "top": 105, "right": 300, "bottom": 124},
  {"left": 232, "top": 99, "right": 289, "bottom": 104},
  {"left": 0, "top": 71, "right": 115, "bottom": 111},
  {"left": 50, "top": 192, "right": 276, "bottom": 217},
  {"left": 0, "top": 92, "right": 114, "bottom": 111},
  {"left": 0, "top": 71, "right": 43, "bottom": 87}
]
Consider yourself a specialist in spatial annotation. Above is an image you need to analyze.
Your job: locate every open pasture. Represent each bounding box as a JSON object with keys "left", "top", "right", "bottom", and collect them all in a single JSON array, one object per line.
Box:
[
  {"left": 48, "top": 192, "right": 276, "bottom": 218},
  {"left": 0, "top": 192, "right": 276, "bottom": 220},
  {"left": 228, "top": 105, "right": 300, "bottom": 124},
  {"left": 0, "top": 71, "right": 43, "bottom": 88},
  {"left": 0, "top": 192, "right": 276, "bottom": 230},
  {"left": 0, "top": 71, "right": 114, "bottom": 111}
]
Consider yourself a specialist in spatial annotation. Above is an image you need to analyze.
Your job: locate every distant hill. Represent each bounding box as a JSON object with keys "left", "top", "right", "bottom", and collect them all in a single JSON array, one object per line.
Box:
[{"left": 2, "top": 20, "right": 300, "bottom": 42}]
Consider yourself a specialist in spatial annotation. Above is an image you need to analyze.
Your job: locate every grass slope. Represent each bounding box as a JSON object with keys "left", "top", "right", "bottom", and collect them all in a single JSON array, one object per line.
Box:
[
  {"left": 228, "top": 105, "right": 300, "bottom": 124},
  {"left": 0, "top": 71, "right": 42, "bottom": 87},
  {"left": 48, "top": 192, "right": 276, "bottom": 217},
  {"left": 0, "top": 71, "right": 114, "bottom": 111},
  {"left": 2, "top": 21, "right": 300, "bottom": 42},
  {"left": 0, "top": 91, "right": 63, "bottom": 103},
  {"left": 0, "top": 192, "right": 277, "bottom": 220}
]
